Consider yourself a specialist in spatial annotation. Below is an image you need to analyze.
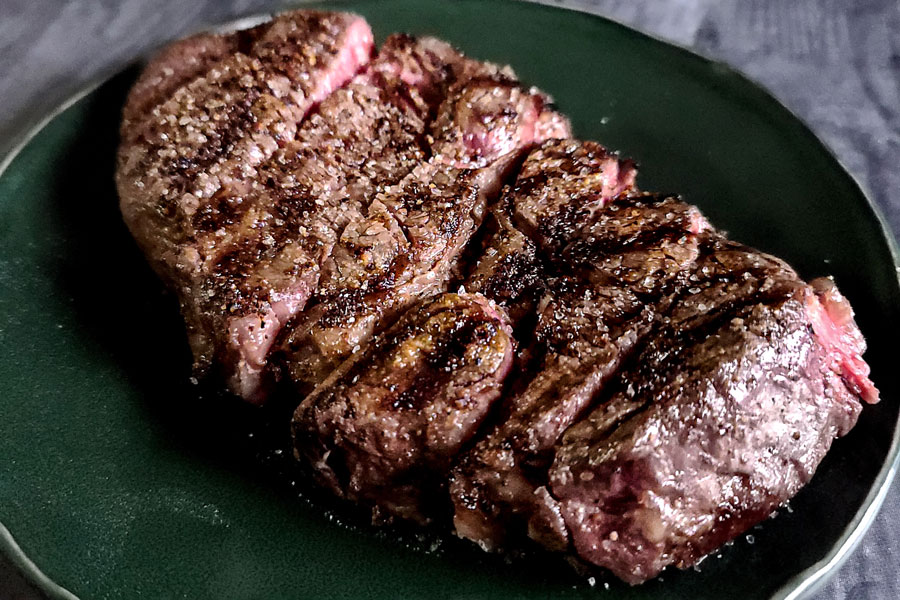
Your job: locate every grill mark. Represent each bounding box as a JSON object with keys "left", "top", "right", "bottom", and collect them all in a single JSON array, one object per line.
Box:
[
  {"left": 563, "top": 289, "right": 806, "bottom": 460},
  {"left": 121, "top": 12, "right": 373, "bottom": 287},
  {"left": 552, "top": 237, "right": 808, "bottom": 455}
]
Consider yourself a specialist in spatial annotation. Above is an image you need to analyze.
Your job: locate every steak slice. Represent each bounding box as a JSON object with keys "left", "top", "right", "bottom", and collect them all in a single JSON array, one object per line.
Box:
[
  {"left": 463, "top": 139, "right": 638, "bottom": 324},
  {"left": 292, "top": 293, "right": 514, "bottom": 523},
  {"left": 510, "top": 139, "right": 637, "bottom": 253},
  {"left": 542, "top": 237, "right": 876, "bottom": 583},
  {"left": 117, "top": 11, "right": 374, "bottom": 395},
  {"left": 190, "top": 34, "right": 479, "bottom": 400},
  {"left": 118, "top": 11, "right": 373, "bottom": 278},
  {"left": 450, "top": 193, "right": 706, "bottom": 551},
  {"left": 279, "top": 78, "right": 571, "bottom": 395}
]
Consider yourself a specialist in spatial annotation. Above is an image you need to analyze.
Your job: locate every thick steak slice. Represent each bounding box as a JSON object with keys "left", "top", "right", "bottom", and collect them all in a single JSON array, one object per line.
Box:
[
  {"left": 543, "top": 238, "right": 875, "bottom": 583},
  {"left": 117, "top": 11, "right": 373, "bottom": 394},
  {"left": 448, "top": 142, "right": 646, "bottom": 549},
  {"left": 451, "top": 186, "right": 701, "bottom": 550},
  {"left": 189, "top": 34, "right": 475, "bottom": 400},
  {"left": 292, "top": 293, "right": 514, "bottom": 523},
  {"left": 280, "top": 79, "right": 571, "bottom": 395}
]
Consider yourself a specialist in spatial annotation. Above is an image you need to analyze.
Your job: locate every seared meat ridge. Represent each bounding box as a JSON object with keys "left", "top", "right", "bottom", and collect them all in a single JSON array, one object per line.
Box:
[
  {"left": 293, "top": 293, "right": 514, "bottom": 523},
  {"left": 463, "top": 139, "right": 637, "bottom": 325},
  {"left": 278, "top": 75, "right": 571, "bottom": 395},
  {"left": 541, "top": 235, "right": 877, "bottom": 583}
]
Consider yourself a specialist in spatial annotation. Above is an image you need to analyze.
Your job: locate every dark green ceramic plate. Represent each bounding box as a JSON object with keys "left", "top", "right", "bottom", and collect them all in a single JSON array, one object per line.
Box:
[{"left": 1, "top": 1, "right": 898, "bottom": 598}]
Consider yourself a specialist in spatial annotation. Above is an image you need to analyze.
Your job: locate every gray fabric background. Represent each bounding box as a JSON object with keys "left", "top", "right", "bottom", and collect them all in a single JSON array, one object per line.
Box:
[{"left": 0, "top": 1, "right": 897, "bottom": 598}]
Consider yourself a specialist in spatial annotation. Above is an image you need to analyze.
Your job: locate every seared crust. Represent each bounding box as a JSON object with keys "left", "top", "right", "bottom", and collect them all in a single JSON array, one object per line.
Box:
[
  {"left": 293, "top": 293, "right": 514, "bottom": 523},
  {"left": 278, "top": 74, "right": 571, "bottom": 395}
]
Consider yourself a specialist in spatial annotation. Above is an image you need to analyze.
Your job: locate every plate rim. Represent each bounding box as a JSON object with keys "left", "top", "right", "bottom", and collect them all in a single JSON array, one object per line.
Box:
[{"left": 1, "top": 2, "right": 899, "bottom": 599}]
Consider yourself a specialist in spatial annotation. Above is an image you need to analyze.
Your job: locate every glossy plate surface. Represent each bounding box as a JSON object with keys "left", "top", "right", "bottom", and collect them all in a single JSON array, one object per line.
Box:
[{"left": 1, "top": 1, "right": 898, "bottom": 598}]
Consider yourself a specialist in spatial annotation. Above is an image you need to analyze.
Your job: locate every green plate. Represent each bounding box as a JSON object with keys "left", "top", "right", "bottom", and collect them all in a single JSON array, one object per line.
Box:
[{"left": 2, "top": 1, "right": 898, "bottom": 598}]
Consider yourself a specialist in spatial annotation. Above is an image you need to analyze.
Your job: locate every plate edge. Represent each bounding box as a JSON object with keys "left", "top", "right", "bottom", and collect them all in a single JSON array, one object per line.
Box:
[{"left": 0, "top": 523, "right": 80, "bottom": 600}]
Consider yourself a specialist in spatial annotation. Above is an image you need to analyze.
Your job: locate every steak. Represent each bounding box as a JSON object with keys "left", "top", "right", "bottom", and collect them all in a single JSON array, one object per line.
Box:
[
  {"left": 542, "top": 238, "right": 873, "bottom": 583},
  {"left": 293, "top": 293, "right": 514, "bottom": 523},
  {"left": 117, "top": 11, "right": 375, "bottom": 398},
  {"left": 117, "top": 11, "right": 880, "bottom": 587},
  {"left": 450, "top": 159, "right": 703, "bottom": 550},
  {"left": 278, "top": 76, "right": 570, "bottom": 395}
]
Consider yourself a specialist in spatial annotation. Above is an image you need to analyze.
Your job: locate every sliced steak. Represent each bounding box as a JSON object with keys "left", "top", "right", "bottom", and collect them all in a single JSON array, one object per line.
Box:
[
  {"left": 117, "top": 11, "right": 374, "bottom": 395},
  {"left": 117, "top": 14, "right": 880, "bottom": 586},
  {"left": 292, "top": 293, "right": 514, "bottom": 523},
  {"left": 192, "top": 34, "right": 478, "bottom": 400},
  {"left": 450, "top": 146, "right": 685, "bottom": 552},
  {"left": 542, "top": 237, "right": 876, "bottom": 583},
  {"left": 279, "top": 79, "right": 571, "bottom": 395}
]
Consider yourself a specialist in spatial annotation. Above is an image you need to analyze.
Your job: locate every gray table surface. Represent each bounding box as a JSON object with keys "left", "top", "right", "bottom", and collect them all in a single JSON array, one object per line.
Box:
[{"left": 1, "top": 1, "right": 898, "bottom": 598}]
